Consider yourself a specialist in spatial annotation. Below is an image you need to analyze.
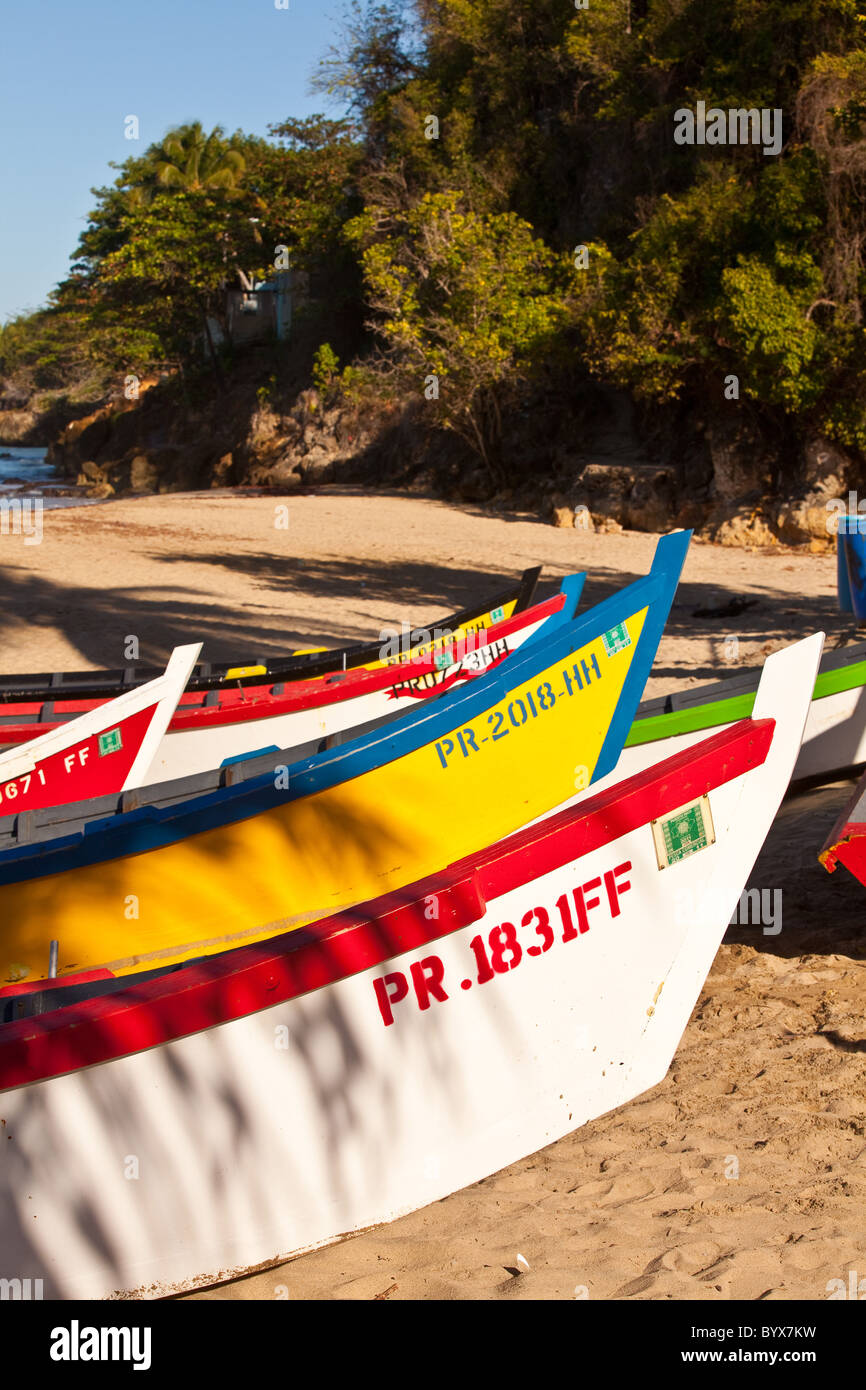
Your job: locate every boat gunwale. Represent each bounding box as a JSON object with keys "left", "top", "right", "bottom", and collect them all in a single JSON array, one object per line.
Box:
[
  {"left": 0, "top": 567, "right": 543, "bottom": 703},
  {"left": 0, "top": 532, "right": 690, "bottom": 881},
  {"left": 0, "top": 593, "right": 566, "bottom": 739},
  {"left": 0, "top": 712, "right": 774, "bottom": 1092},
  {"left": 626, "top": 646, "right": 866, "bottom": 748}
]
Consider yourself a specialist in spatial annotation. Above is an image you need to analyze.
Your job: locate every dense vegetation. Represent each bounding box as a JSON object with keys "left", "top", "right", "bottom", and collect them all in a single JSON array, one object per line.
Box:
[{"left": 3, "top": 0, "right": 866, "bottom": 484}]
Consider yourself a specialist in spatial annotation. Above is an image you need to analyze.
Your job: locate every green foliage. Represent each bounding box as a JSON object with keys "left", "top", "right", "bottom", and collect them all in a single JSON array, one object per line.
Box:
[
  {"left": 720, "top": 256, "right": 824, "bottom": 410},
  {"left": 84, "top": 187, "right": 264, "bottom": 373},
  {"left": 8, "top": 0, "right": 866, "bottom": 480},
  {"left": 573, "top": 149, "right": 838, "bottom": 417},
  {"left": 0, "top": 302, "right": 118, "bottom": 395},
  {"left": 255, "top": 115, "right": 363, "bottom": 274},
  {"left": 348, "top": 190, "right": 571, "bottom": 466},
  {"left": 312, "top": 343, "right": 341, "bottom": 396},
  {"left": 150, "top": 122, "right": 246, "bottom": 192}
]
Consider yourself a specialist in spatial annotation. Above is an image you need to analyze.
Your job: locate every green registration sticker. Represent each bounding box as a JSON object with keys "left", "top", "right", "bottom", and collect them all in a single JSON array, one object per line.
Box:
[
  {"left": 434, "top": 650, "right": 454, "bottom": 671},
  {"left": 602, "top": 621, "right": 631, "bottom": 657},
  {"left": 651, "top": 795, "right": 715, "bottom": 870},
  {"left": 490, "top": 606, "right": 505, "bottom": 623},
  {"left": 98, "top": 728, "right": 123, "bottom": 757}
]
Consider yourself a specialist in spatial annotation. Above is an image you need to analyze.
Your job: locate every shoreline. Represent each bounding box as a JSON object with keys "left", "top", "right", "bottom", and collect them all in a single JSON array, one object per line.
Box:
[{"left": 0, "top": 489, "right": 845, "bottom": 691}]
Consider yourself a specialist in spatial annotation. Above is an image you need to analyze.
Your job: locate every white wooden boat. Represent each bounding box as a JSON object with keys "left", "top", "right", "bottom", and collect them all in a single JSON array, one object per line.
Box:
[
  {"left": 620, "top": 639, "right": 866, "bottom": 790},
  {"left": 0, "top": 644, "right": 200, "bottom": 814},
  {"left": 0, "top": 633, "right": 821, "bottom": 1299}
]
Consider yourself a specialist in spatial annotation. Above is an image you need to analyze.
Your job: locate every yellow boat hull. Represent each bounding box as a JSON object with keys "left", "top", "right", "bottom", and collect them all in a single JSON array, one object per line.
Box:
[{"left": 2, "top": 608, "right": 647, "bottom": 982}]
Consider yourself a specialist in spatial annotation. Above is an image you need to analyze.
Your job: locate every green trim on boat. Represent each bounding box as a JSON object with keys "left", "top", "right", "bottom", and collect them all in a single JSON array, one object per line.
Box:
[
  {"left": 814, "top": 657, "right": 866, "bottom": 701},
  {"left": 625, "top": 694, "right": 755, "bottom": 746},
  {"left": 625, "top": 655, "right": 866, "bottom": 749}
]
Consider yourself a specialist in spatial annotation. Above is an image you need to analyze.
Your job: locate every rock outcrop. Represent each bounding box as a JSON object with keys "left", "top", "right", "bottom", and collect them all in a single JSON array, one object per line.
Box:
[{"left": 7, "top": 354, "right": 863, "bottom": 553}]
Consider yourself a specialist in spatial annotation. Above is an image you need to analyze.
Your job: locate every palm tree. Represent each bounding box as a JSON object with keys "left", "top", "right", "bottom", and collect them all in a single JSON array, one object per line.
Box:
[
  {"left": 119, "top": 124, "right": 248, "bottom": 382},
  {"left": 151, "top": 122, "right": 246, "bottom": 192}
]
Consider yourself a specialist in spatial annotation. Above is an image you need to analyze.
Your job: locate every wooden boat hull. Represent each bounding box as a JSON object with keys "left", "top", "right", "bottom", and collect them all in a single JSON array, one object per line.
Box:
[
  {"left": 819, "top": 768, "right": 866, "bottom": 886},
  {"left": 0, "top": 533, "right": 690, "bottom": 983},
  {"left": 0, "top": 591, "right": 573, "bottom": 786},
  {"left": 0, "top": 645, "right": 199, "bottom": 816},
  {"left": 8, "top": 626, "right": 856, "bottom": 795},
  {"left": 0, "top": 568, "right": 541, "bottom": 704},
  {"left": 621, "top": 639, "right": 866, "bottom": 788},
  {"left": 0, "top": 633, "right": 821, "bottom": 1299}
]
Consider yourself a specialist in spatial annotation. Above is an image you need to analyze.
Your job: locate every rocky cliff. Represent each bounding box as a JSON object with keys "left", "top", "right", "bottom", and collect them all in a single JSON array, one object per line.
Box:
[{"left": 6, "top": 351, "right": 860, "bottom": 553}]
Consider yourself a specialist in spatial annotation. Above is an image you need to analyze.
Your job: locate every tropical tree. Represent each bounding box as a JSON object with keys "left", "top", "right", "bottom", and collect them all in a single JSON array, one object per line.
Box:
[
  {"left": 347, "top": 190, "right": 572, "bottom": 476},
  {"left": 88, "top": 188, "right": 268, "bottom": 377},
  {"left": 312, "top": 1, "right": 420, "bottom": 120},
  {"left": 248, "top": 115, "right": 363, "bottom": 273},
  {"left": 148, "top": 122, "right": 247, "bottom": 192},
  {"left": 61, "top": 124, "right": 268, "bottom": 376}
]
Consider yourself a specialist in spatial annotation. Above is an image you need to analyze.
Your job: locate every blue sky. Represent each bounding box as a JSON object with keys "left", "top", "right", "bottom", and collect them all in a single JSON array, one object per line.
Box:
[{"left": 0, "top": 0, "right": 344, "bottom": 322}]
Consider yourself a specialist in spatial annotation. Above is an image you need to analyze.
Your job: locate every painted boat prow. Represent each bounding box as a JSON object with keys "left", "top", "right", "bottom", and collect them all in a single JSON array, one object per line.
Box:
[
  {"left": 623, "top": 630, "right": 825, "bottom": 1103},
  {"left": 520, "top": 571, "right": 586, "bottom": 648},
  {"left": 0, "top": 568, "right": 543, "bottom": 703},
  {"left": 0, "top": 536, "right": 692, "bottom": 985},
  {"left": 0, "top": 533, "right": 689, "bottom": 878},
  {"left": 0, "top": 634, "right": 823, "bottom": 1300},
  {"left": 0, "top": 643, "right": 201, "bottom": 812},
  {"left": 622, "top": 626, "right": 865, "bottom": 789},
  {"left": 121, "top": 643, "right": 203, "bottom": 788},
  {"left": 594, "top": 528, "right": 692, "bottom": 782}
]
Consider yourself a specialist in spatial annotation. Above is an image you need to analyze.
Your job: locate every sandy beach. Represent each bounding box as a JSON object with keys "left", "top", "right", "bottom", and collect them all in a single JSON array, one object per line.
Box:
[{"left": 2, "top": 487, "right": 864, "bottom": 1302}]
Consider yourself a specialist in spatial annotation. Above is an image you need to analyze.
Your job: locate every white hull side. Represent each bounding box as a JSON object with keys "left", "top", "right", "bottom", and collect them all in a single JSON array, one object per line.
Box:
[
  {"left": 563, "top": 680, "right": 865, "bottom": 816},
  {"left": 792, "top": 682, "right": 866, "bottom": 780},
  {"left": 0, "top": 642, "right": 818, "bottom": 1300}
]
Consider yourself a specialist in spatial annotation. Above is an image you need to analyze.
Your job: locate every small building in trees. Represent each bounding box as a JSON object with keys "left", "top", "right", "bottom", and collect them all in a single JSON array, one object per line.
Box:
[{"left": 207, "top": 270, "right": 292, "bottom": 348}]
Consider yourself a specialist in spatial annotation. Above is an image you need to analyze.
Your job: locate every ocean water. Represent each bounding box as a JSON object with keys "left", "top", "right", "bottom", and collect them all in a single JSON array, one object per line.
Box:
[
  {"left": 0, "top": 444, "right": 103, "bottom": 510},
  {"left": 0, "top": 444, "right": 54, "bottom": 488}
]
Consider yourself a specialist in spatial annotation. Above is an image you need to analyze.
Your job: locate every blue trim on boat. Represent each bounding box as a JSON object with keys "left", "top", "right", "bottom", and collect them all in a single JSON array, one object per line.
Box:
[
  {"left": 594, "top": 529, "right": 691, "bottom": 781},
  {"left": 0, "top": 537, "right": 690, "bottom": 885},
  {"left": 521, "top": 572, "right": 586, "bottom": 648},
  {"left": 220, "top": 745, "right": 280, "bottom": 768}
]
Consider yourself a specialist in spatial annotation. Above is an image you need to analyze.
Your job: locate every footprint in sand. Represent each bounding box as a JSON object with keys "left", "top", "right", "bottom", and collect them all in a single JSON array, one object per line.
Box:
[
  {"left": 570, "top": 1173, "right": 657, "bottom": 1206},
  {"left": 646, "top": 1240, "right": 725, "bottom": 1276}
]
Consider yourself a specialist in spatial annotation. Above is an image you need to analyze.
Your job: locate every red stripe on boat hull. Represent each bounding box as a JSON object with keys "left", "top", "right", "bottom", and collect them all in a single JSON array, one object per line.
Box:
[
  {"left": 0, "top": 703, "right": 159, "bottom": 812},
  {"left": 0, "top": 596, "right": 565, "bottom": 744},
  {"left": 820, "top": 823, "right": 866, "bottom": 887},
  {"left": 0, "top": 717, "right": 774, "bottom": 1092}
]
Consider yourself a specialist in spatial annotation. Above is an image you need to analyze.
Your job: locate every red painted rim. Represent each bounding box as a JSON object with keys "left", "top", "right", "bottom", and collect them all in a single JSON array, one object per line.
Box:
[
  {"left": 0, "top": 594, "right": 564, "bottom": 744},
  {"left": 0, "top": 702, "right": 160, "bottom": 812},
  {"left": 0, "top": 716, "right": 773, "bottom": 1091},
  {"left": 820, "top": 822, "right": 866, "bottom": 884},
  {"left": 820, "top": 768, "right": 866, "bottom": 879}
]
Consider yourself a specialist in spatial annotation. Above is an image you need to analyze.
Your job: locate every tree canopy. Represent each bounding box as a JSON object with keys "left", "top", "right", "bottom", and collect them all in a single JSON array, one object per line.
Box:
[{"left": 4, "top": 0, "right": 866, "bottom": 464}]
